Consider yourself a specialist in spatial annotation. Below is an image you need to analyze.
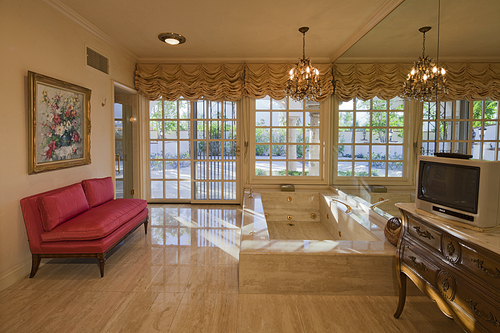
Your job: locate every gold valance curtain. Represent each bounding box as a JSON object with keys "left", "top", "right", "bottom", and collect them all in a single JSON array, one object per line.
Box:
[
  {"left": 333, "top": 62, "right": 500, "bottom": 102},
  {"left": 135, "top": 62, "right": 500, "bottom": 102},
  {"left": 135, "top": 63, "right": 334, "bottom": 102}
]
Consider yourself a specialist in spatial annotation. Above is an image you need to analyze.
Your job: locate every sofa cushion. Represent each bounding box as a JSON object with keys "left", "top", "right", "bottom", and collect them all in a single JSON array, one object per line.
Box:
[
  {"left": 37, "top": 183, "right": 90, "bottom": 232},
  {"left": 82, "top": 177, "right": 114, "bottom": 208},
  {"left": 41, "top": 199, "right": 147, "bottom": 242}
]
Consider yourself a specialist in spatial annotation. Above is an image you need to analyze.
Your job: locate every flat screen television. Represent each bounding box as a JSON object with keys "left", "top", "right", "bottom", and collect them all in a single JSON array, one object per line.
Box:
[{"left": 415, "top": 155, "right": 500, "bottom": 228}]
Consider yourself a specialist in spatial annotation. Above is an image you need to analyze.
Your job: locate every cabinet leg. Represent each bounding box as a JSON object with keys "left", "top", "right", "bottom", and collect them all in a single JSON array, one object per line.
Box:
[{"left": 394, "top": 272, "right": 407, "bottom": 318}]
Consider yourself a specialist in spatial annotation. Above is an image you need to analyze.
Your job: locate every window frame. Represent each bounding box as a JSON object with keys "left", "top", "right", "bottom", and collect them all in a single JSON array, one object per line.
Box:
[
  {"left": 249, "top": 96, "right": 330, "bottom": 185},
  {"left": 332, "top": 97, "right": 413, "bottom": 186},
  {"left": 421, "top": 99, "right": 500, "bottom": 161}
]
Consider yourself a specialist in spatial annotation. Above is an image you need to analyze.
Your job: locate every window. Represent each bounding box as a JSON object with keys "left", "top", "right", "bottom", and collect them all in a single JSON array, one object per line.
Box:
[
  {"left": 422, "top": 100, "right": 499, "bottom": 160},
  {"left": 253, "top": 96, "right": 323, "bottom": 180},
  {"left": 148, "top": 99, "right": 239, "bottom": 202},
  {"left": 335, "top": 97, "right": 408, "bottom": 181}
]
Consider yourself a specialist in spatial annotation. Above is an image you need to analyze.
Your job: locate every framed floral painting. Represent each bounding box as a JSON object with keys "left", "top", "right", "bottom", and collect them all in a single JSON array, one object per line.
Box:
[{"left": 28, "top": 71, "right": 91, "bottom": 174}]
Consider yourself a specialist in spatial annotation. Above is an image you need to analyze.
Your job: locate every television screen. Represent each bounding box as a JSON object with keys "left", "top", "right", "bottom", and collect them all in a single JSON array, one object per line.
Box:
[{"left": 418, "top": 161, "right": 480, "bottom": 214}]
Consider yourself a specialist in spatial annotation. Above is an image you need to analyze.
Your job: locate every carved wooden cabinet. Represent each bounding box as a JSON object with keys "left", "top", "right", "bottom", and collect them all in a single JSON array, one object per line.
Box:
[{"left": 395, "top": 203, "right": 500, "bottom": 333}]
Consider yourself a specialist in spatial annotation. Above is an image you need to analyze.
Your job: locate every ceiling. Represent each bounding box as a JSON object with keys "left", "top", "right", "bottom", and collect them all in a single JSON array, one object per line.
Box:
[{"left": 48, "top": 0, "right": 500, "bottom": 63}]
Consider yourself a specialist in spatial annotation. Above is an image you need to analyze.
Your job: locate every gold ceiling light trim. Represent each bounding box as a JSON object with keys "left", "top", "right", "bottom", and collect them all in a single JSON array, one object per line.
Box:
[
  {"left": 400, "top": 26, "right": 447, "bottom": 101},
  {"left": 285, "top": 27, "right": 322, "bottom": 102},
  {"left": 158, "top": 32, "right": 186, "bottom": 45}
]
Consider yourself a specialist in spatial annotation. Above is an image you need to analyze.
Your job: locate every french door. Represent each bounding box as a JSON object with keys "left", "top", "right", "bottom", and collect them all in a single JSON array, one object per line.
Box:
[{"left": 148, "top": 99, "right": 239, "bottom": 203}]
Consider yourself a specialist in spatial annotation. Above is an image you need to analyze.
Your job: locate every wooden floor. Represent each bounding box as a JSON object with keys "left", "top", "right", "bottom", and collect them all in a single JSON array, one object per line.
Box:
[{"left": 0, "top": 204, "right": 462, "bottom": 333}]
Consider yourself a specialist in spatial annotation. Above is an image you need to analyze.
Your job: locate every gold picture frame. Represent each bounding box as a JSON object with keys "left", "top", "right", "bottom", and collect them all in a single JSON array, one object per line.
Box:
[{"left": 28, "top": 71, "right": 91, "bottom": 174}]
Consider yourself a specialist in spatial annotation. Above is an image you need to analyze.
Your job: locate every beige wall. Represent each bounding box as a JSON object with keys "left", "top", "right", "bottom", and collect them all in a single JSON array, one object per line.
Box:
[{"left": 0, "top": 0, "right": 137, "bottom": 290}]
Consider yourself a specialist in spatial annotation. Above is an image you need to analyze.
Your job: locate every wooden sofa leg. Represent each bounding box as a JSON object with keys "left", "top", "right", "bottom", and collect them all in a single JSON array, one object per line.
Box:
[
  {"left": 98, "top": 255, "right": 106, "bottom": 277},
  {"left": 30, "top": 254, "right": 41, "bottom": 278},
  {"left": 144, "top": 217, "right": 149, "bottom": 234}
]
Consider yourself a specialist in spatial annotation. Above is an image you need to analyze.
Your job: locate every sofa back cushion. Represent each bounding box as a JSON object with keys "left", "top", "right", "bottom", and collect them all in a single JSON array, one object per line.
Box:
[
  {"left": 82, "top": 177, "right": 114, "bottom": 208},
  {"left": 37, "top": 183, "right": 90, "bottom": 231}
]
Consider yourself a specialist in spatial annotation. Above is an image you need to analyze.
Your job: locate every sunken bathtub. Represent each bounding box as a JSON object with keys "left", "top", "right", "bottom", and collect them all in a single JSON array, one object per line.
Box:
[{"left": 239, "top": 189, "right": 403, "bottom": 295}]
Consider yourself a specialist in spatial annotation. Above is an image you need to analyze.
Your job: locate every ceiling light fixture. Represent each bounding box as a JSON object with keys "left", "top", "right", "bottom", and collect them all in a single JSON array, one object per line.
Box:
[
  {"left": 285, "top": 27, "right": 322, "bottom": 102},
  {"left": 158, "top": 32, "right": 186, "bottom": 45},
  {"left": 400, "top": 26, "right": 447, "bottom": 101}
]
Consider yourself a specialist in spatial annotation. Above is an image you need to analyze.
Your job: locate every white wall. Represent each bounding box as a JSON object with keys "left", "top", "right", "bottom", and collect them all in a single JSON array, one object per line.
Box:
[{"left": 0, "top": 0, "right": 137, "bottom": 290}]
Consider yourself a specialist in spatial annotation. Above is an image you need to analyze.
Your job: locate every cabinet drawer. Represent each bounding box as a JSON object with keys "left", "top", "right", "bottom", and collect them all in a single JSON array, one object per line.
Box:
[
  {"left": 406, "top": 215, "right": 442, "bottom": 253},
  {"left": 461, "top": 244, "right": 500, "bottom": 291},
  {"left": 402, "top": 245, "right": 440, "bottom": 285},
  {"left": 454, "top": 281, "right": 500, "bottom": 332}
]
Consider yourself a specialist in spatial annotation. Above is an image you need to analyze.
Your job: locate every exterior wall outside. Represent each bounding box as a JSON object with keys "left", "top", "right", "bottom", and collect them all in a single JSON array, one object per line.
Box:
[{"left": 0, "top": 0, "right": 136, "bottom": 290}]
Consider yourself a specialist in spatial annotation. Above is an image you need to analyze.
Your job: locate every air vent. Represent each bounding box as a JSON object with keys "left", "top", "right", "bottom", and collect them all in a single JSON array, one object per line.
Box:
[{"left": 86, "top": 47, "right": 109, "bottom": 74}]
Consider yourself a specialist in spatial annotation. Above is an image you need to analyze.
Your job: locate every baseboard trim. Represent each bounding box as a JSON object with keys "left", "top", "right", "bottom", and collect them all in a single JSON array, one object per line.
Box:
[{"left": 0, "top": 257, "right": 32, "bottom": 291}]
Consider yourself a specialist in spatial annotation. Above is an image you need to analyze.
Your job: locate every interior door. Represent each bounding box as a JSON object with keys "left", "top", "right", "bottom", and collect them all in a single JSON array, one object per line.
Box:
[{"left": 114, "top": 103, "right": 133, "bottom": 198}]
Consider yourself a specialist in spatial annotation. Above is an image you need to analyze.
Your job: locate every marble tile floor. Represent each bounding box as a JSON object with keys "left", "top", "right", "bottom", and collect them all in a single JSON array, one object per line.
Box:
[{"left": 0, "top": 204, "right": 462, "bottom": 333}]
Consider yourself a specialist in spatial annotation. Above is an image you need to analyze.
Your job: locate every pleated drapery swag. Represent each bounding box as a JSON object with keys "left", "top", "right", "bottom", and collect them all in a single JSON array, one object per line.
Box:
[
  {"left": 135, "top": 63, "right": 334, "bottom": 102},
  {"left": 135, "top": 62, "right": 500, "bottom": 102},
  {"left": 333, "top": 62, "right": 500, "bottom": 102}
]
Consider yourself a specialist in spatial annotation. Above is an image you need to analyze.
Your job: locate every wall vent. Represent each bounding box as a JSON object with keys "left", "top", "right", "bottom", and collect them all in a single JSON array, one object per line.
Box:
[{"left": 86, "top": 47, "right": 109, "bottom": 74}]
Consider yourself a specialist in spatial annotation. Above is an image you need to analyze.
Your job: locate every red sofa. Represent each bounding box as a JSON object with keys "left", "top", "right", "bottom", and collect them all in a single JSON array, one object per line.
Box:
[{"left": 20, "top": 177, "right": 148, "bottom": 278}]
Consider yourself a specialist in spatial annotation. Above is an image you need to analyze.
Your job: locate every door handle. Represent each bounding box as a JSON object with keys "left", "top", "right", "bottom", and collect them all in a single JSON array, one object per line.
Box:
[{"left": 236, "top": 146, "right": 241, "bottom": 157}]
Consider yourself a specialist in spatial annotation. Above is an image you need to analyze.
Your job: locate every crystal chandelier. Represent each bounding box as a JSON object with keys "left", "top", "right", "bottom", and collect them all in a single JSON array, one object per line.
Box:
[
  {"left": 285, "top": 27, "right": 322, "bottom": 102},
  {"left": 400, "top": 26, "right": 447, "bottom": 102}
]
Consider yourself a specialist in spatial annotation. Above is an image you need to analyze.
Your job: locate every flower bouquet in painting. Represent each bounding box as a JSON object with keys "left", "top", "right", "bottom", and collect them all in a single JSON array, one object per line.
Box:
[{"left": 38, "top": 89, "right": 84, "bottom": 161}]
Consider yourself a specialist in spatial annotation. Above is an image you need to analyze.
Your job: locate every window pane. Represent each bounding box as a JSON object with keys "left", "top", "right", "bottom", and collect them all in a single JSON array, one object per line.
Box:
[
  {"left": 339, "top": 129, "right": 353, "bottom": 144},
  {"left": 356, "top": 99, "right": 370, "bottom": 110},
  {"left": 372, "top": 129, "right": 386, "bottom": 143},
  {"left": 256, "top": 128, "right": 270, "bottom": 143},
  {"left": 354, "top": 145, "right": 369, "bottom": 159},
  {"left": 355, "top": 112, "right": 370, "bottom": 127},
  {"left": 390, "top": 97, "right": 404, "bottom": 110},
  {"left": 354, "top": 162, "right": 369, "bottom": 176},
  {"left": 272, "top": 112, "right": 287, "bottom": 126},
  {"left": 389, "top": 146, "right": 403, "bottom": 160},
  {"left": 164, "top": 101, "right": 177, "bottom": 119},
  {"left": 355, "top": 129, "right": 370, "bottom": 143},
  {"left": 271, "top": 161, "right": 286, "bottom": 175},
  {"left": 256, "top": 161, "right": 270, "bottom": 175},
  {"left": 339, "top": 112, "right": 353, "bottom": 127},
  {"left": 337, "top": 162, "right": 352, "bottom": 177},
  {"left": 164, "top": 141, "right": 177, "bottom": 159},
  {"left": 179, "top": 100, "right": 190, "bottom": 119},
  {"left": 371, "top": 162, "right": 386, "bottom": 177},
  {"left": 149, "top": 101, "right": 162, "bottom": 119},
  {"left": 373, "top": 97, "right": 387, "bottom": 110},
  {"left": 289, "top": 97, "right": 303, "bottom": 110},
  {"left": 372, "top": 112, "right": 387, "bottom": 126},
  {"left": 256, "top": 112, "right": 270, "bottom": 126},
  {"left": 339, "top": 100, "right": 354, "bottom": 110},
  {"left": 272, "top": 99, "right": 286, "bottom": 110},
  {"left": 272, "top": 129, "right": 286, "bottom": 143},
  {"left": 256, "top": 96, "right": 271, "bottom": 110},
  {"left": 338, "top": 144, "right": 353, "bottom": 159},
  {"left": 372, "top": 146, "right": 386, "bottom": 160},
  {"left": 165, "top": 161, "right": 177, "bottom": 179},
  {"left": 150, "top": 161, "right": 163, "bottom": 179},
  {"left": 150, "top": 141, "right": 162, "bottom": 159}
]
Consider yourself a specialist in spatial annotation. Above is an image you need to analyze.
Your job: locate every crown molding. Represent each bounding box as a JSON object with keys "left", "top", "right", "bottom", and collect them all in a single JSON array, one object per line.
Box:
[
  {"left": 137, "top": 57, "right": 333, "bottom": 64},
  {"left": 329, "top": 0, "right": 404, "bottom": 62},
  {"left": 40, "top": 0, "right": 139, "bottom": 61}
]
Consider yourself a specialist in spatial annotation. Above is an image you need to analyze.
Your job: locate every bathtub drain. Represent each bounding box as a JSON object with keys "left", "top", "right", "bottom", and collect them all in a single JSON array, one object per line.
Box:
[{"left": 288, "top": 223, "right": 294, "bottom": 226}]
